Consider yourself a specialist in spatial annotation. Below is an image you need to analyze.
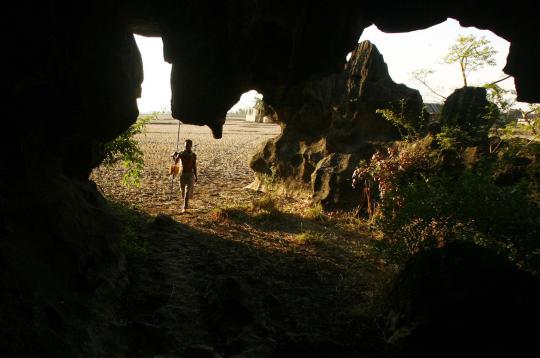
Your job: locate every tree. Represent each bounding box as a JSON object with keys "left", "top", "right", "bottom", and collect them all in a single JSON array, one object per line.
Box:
[
  {"left": 411, "top": 69, "right": 448, "bottom": 101},
  {"left": 483, "top": 82, "right": 516, "bottom": 125},
  {"left": 444, "top": 34, "right": 497, "bottom": 87}
]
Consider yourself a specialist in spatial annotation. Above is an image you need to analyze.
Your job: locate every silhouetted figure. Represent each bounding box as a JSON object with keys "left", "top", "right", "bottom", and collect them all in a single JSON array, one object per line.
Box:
[{"left": 172, "top": 139, "right": 198, "bottom": 213}]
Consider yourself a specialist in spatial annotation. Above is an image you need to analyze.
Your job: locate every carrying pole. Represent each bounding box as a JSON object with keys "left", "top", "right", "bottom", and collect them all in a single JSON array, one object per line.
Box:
[{"left": 169, "top": 120, "right": 181, "bottom": 200}]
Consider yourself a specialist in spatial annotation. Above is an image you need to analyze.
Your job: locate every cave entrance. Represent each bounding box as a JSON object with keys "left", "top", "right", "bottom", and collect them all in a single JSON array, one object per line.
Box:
[
  {"left": 92, "top": 35, "right": 281, "bottom": 220},
  {"left": 94, "top": 19, "right": 523, "bottom": 222}
]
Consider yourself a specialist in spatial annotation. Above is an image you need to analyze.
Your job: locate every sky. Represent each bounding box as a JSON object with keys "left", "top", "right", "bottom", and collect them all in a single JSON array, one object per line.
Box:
[{"left": 134, "top": 18, "right": 524, "bottom": 114}]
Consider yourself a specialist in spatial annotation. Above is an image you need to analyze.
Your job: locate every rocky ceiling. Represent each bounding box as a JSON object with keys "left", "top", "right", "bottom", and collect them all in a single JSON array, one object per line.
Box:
[{"left": 122, "top": 0, "right": 539, "bottom": 138}]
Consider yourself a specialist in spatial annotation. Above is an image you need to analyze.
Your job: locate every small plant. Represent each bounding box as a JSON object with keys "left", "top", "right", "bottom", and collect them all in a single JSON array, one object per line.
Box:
[
  {"left": 304, "top": 203, "right": 327, "bottom": 222},
  {"left": 296, "top": 231, "right": 325, "bottom": 245},
  {"left": 260, "top": 163, "right": 279, "bottom": 191},
  {"left": 436, "top": 125, "right": 474, "bottom": 150},
  {"left": 376, "top": 98, "right": 426, "bottom": 140},
  {"left": 102, "top": 115, "right": 151, "bottom": 186},
  {"left": 251, "top": 194, "right": 278, "bottom": 213}
]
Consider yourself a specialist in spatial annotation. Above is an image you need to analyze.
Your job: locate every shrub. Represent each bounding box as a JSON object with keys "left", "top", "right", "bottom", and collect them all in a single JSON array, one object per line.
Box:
[
  {"left": 102, "top": 115, "right": 151, "bottom": 186},
  {"left": 376, "top": 98, "right": 427, "bottom": 140},
  {"left": 353, "top": 135, "right": 540, "bottom": 273}
]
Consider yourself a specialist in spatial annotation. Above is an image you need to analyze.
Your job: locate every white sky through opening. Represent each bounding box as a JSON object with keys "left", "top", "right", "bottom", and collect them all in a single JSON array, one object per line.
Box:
[{"left": 134, "top": 19, "right": 527, "bottom": 114}]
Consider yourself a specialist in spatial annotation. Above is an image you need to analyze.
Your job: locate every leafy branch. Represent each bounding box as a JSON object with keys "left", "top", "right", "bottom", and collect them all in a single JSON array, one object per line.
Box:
[{"left": 102, "top": 115, "right": 151, "bottom": 186}]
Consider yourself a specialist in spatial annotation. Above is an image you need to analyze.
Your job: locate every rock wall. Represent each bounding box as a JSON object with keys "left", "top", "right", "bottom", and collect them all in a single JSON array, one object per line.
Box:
[
  {"left": 4, "top": 2, "right": 142, "bottom": 356},
  {"left": 249, "top": 41, "right": 426, "bottom": 209},
  {"left": 123, "top": 1, "right": 539, "bottom": 135}
]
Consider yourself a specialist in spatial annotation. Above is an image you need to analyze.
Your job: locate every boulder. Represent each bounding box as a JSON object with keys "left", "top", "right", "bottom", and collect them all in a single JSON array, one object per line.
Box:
[
  {"left": 439, "top": 86, "right": 498, "bottom": 146},
  {"left": 385, "top": 241, "right": 540, "bottom": 357},
  {"left": 250, "top": 41, "right": 426, "bottom": 209}
]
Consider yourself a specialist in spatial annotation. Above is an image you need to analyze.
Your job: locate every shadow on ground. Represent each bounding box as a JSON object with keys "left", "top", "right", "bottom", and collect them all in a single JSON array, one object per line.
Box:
[{"left": 113, "top": 204, "right": 391, "bottom": 358}]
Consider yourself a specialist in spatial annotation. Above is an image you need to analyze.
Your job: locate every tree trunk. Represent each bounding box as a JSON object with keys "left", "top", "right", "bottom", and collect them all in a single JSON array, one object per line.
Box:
[{"left": 460, "top": 61, "right": 467, "bottom": 87}]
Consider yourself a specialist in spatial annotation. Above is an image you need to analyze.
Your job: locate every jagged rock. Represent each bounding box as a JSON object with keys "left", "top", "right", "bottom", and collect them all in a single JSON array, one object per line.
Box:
[
  {"left": 250, "top": 41, "right": 425, "bottom": 208},
  {"left": 385, "top": 241, "right": 540, "bottom": 357}
]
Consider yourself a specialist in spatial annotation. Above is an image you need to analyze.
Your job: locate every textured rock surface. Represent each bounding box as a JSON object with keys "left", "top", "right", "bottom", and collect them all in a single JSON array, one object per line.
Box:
[
  {"left": 120, "top": 1, "right": 540, "bottom": 135},
  {"left": 385, "top": 241, "right": 540, "bottom": 357},
  {"left": 439, "top": 86, "right": 498, "bottom": 145},
  {"left": 249, "top": 41, "right": 425, "bottom": 209}
]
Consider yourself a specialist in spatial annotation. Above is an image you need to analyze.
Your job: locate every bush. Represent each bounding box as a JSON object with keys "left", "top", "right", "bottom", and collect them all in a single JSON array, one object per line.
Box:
[
  {"left": 102, "top": 115, "right": 151, "bottom": 186},
  {"left": 353, "top": 135, "right": 540, "bottom": 273}
]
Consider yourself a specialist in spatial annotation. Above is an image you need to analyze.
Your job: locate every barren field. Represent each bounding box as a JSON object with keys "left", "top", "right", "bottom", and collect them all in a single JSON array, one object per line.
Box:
[{"left": 92, "top": 118, "right": 281, "bottom": 220}]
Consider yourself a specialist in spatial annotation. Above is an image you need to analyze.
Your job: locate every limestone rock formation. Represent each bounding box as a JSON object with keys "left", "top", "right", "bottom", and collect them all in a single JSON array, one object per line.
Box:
[
  {"left": 249, "top": 41, "right": 426, "bottom": 209},
  {"left": 439, "top": 86, "right": 498, "bottom": 146}
]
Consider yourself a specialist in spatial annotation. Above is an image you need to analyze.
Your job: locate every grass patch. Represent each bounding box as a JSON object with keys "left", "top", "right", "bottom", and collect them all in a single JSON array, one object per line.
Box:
[
  {"left": 303, "top": 203, "right": 328, "bottom": 222},
  {"left": 209, "top": 206, "right": 250, "bottom": 222},
  {"left": 251, "top": 194, "right": 279, "bottom": 213},
  {"left": 295, "top": 230, "right": 342, "bottom": 252}
]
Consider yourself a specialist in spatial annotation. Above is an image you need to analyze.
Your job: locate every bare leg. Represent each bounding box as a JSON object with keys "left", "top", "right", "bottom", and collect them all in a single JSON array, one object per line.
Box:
[
  {"left": 185, "top": 175, "right": 194, "bottom": 208},
  {"left": 180, "top": 176, "right": 187, "bottom": 212}
]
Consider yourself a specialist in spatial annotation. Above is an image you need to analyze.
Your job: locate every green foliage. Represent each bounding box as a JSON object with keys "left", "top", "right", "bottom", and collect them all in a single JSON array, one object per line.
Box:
[
  {"left": 520, "top": 104, "right": 540, "bottom": 136},
  {"left": 436, "top": 126, "right": 474, "bottom": 150},
  {"left": 444, "top": 34, "right": 497, "bottom": 87},
  {"left": 103, "top": 115, "right": 151, "bottom": 186},
  {"left": 304, "top": 203, "right": 327, "bottom": 222},
  {"left": 376, "top": 98, "right": 427, "bottom": 140},
  {"left": 484, "top": 83, "right": 515, "bottom": 114},
  {"left": 251, "top": 194, "right": 278, "bottom": 214},
  {"left": 353, "top": 135, "right": 540, "bottom": 273}
]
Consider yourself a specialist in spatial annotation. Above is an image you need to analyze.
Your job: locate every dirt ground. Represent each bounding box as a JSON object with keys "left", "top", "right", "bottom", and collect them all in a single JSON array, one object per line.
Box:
[
  {"left": 91, "top": 119, "right": 389, "bottom": 357},
  {"left": 92, "top": 118, "right": 281, "bottom": 220}
]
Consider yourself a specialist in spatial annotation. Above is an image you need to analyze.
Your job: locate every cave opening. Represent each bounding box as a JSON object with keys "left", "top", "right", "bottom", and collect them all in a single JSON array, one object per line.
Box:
[
  {"left": 358, "top": 18, "right": 521, "bottom": 106},
  {"left": 92, "top": 35, "right": 281, "bottom": 221}
]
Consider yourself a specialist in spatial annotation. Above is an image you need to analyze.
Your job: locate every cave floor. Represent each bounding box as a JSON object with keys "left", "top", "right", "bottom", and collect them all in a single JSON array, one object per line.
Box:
[{"left": 91, "top": 119, "right": 391, "bottom": 356}]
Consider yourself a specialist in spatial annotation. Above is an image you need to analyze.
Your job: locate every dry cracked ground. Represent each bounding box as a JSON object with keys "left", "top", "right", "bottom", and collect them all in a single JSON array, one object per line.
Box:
[{"left": 91, "top": 119, "right": 391, "bottom": 357}]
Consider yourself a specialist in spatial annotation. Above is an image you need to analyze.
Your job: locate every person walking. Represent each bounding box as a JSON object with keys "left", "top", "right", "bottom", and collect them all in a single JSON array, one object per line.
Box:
[{"left": 172, "top": 139, "right": 197, "bottom": 213}]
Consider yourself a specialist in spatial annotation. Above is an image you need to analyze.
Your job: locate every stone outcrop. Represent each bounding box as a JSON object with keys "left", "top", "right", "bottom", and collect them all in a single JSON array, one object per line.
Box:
[
  {"left": 439, "top": 86, "right": 498, "bottom": 146},
  {"left": 249, "top": 41, "right": 426, "bottom": 209}
]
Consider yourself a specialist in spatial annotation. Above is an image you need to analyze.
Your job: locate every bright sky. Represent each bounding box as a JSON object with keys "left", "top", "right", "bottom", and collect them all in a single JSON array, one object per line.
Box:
[{"left": 134, "top": 18, "right": 524, "bottom": 114}]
